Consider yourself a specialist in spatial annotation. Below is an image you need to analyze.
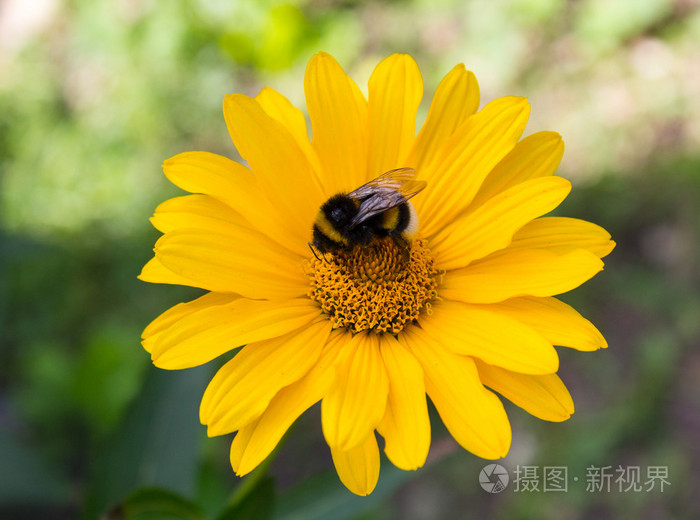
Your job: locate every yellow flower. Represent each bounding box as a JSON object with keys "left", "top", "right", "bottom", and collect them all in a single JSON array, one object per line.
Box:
[{"left": 140, "top": 52, "right": 614, "bottom": 495}]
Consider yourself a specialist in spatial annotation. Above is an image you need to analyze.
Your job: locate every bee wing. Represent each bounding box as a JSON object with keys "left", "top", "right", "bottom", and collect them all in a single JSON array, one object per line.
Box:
[
  {"left": 348, "top": 168, "right": 427, "bottom": 228},
  {"left": 348, "top": 168, "right": 420, "bottom": 199}
]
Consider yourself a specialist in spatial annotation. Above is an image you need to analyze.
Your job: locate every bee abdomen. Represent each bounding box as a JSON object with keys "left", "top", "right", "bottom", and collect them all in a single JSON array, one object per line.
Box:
[
  {"left": 397, "top": 202, "right": 419, "bottom": 242},
  {"left": 380, "top": 206, "right": 400, "bottom": 231}
]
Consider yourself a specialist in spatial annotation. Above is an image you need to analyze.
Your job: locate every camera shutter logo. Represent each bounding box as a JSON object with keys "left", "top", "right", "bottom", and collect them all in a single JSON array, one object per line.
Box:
[{"left": 479, "top": 464, "right": 509, "bottom": 493}]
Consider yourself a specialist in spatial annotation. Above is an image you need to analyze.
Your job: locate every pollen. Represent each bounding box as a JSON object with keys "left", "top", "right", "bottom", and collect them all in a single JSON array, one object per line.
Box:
[{"left": 308, "top": 239, "right": 441, "bottom": 334}]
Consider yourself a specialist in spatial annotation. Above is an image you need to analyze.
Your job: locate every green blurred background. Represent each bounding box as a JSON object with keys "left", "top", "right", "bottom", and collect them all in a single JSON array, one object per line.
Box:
[{"left": 1, "top": 0, "right": 699, "bottom": 518}]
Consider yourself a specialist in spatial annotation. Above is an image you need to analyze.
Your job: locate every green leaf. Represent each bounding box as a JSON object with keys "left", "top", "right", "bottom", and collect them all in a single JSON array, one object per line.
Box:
[
  {"left": 216, "top": 475, "right": 275, "bottom": 520},
  {"left": 115, "top": 487, "right": 205, "bottom": 520},
  {"left": 72, "top": 323, "right": 148, "bottom": 439},
  {"left": 273, "top": 463, "right": 412, "bottom": 520},
  {"left": 81, "top": 366, "right": 210, "bottom": 519}
]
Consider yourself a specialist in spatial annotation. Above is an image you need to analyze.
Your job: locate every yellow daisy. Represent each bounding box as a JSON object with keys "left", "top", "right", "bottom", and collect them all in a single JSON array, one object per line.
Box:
[{"left": 140, "top": 52, "right": 614, "bottom": 495}]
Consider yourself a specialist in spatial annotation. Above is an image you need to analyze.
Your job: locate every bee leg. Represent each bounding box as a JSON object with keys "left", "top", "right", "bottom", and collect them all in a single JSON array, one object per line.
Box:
[
  {"left": 308, "top": 242, "right": 323, "bottom": 262},
  {"left": 309, "top": 242, "right": 332, "bottom": 264}
]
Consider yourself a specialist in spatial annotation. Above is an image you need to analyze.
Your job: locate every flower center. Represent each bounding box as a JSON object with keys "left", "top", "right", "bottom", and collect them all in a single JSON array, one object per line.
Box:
[{"left": 308, "top": 238, "right": 441, "bottom": 334}]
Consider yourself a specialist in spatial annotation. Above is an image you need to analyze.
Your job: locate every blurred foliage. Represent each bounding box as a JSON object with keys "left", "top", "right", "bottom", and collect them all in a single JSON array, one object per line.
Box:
[{"left": 1, "top": 0, "right": 699, "bottom": 519}]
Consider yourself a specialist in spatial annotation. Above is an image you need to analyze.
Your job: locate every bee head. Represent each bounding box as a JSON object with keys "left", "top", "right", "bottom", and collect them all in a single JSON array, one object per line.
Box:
[
  {"left": 330, "top": 207, "right": 348, "bottom": 224},
  {"left": 322, "top": 195, "right": 358, "bottom": 228}
]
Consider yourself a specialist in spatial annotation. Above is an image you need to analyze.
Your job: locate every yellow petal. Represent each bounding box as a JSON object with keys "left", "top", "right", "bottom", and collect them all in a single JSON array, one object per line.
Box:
[
  {"left": 200, "top": 320, "right": 331, "bottom": 436},
  {"left": 475, "top": 360, "right": 574, "bottom": 422},
  {"left": 305, "top": 52, "right": 368, "bottom": 194},
  {"left": 509, "top": 217, "right": 616, "bottom": 258},
  {"left": 150, "top": 194, "right": 250, "bottom": 234},
  {"left": 223, "top": 93, "right": 325, "bottom": 245},
  {"left": 142, "top": 292, "right": 235, "bottom": 346},
  {"left": 322, "top": 332, "right": 389, "bottom": 451},
  {"left": 138, "top": 256, "right": 199, "bottom": 287},
  {"left": 414, "top": 97, "right": 531, "bottom": 238},
  {"left": 441, "top": 248, "right": 604, "bottom": 304},
  {"left": 162, "top": 151, "right": 255, "bottom": 208},
  {"left": 254, "top": 87, "right": 321, "bottom": 176},
  {"left": 377, "top": 335, "right": 430, "bottom": 471},
  {"left": 406, "top": 64, "right": 480, "bottom": 172},
  {"left": 422, "top": 300, "right": 558, "bottom": 375},
  {"left": 162, "top": 151, "right": 306, "bottom": 257},
  {"left": 471, "top": 131, "right": 564, "bottom": 207},
  {"left": 229, "top": 427, "right": 255, "bottom": 475},
  {"left": 230, "top": 331, "right": 346, "bottom": 476},
  {"left": 330, "top": 433, "right": 380, "bottom": 496},
  {"left": 431, "top": 176, "right": 572, "bottom": 270},
  {"left": 484, "top": 296, "right": 608, "bottom": 351},
  {"left": 366, "top": 54, "right": 423, "bottom": 177},
  {"left": 148, "top": 298, "right": 322, "bottom": 370},
  {"left": 400, "top": 325, "right": 511, "bottom": 459},
  {"left": 154, "top": 224, "right": 308, "bottom": 300}
]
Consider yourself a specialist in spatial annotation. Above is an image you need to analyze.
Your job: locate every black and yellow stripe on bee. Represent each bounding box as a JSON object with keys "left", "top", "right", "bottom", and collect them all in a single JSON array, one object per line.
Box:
[
  {"left": 386, "top": 203, "right": 413, "bottom": 240},
  {"left": 311, "top": 194, "right": 361, "bottom": 252},
  {"left": 313, "top": 208, "right": 350, "bottom": 247},
  {"left": 380, "top": 206, "right": 400, "bottom": 232}
]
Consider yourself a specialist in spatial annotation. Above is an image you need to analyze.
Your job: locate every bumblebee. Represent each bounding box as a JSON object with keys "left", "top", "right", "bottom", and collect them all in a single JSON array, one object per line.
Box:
[{"left": 311, "top": 167, "right": 426, "bottom": 254}]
